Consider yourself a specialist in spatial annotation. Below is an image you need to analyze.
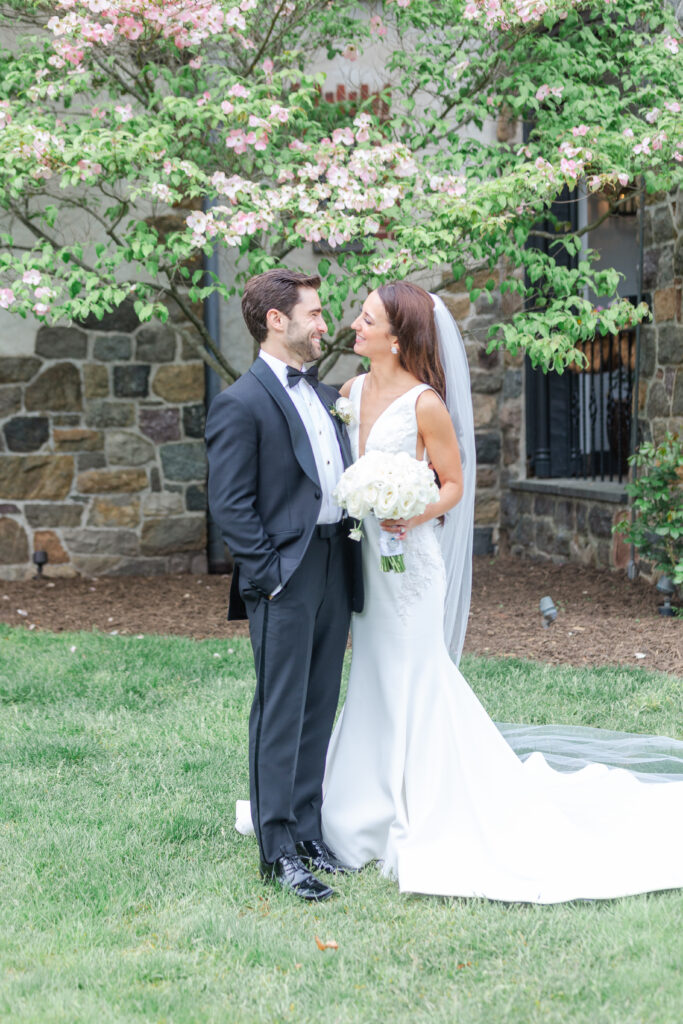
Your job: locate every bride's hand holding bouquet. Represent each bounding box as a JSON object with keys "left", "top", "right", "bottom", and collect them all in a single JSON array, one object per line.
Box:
[{"left": 333, "top": 450, "right": 439, "bottom": 571}]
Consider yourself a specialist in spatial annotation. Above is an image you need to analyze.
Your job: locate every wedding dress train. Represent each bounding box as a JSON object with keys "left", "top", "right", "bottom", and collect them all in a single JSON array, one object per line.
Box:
[{"left": 320, "top": 376, "right": 683, "bottom": 903}]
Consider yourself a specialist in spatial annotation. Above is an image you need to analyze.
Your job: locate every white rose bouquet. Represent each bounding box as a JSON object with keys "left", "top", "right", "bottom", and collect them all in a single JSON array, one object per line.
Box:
[{"left": 333, "top": 450, "right": 439, "bottom": 572}]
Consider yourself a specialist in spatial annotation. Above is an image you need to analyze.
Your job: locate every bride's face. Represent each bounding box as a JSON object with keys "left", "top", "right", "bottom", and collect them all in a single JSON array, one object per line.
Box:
[{"left": 351, "top": 291, "right": 398, "bottom": 361}]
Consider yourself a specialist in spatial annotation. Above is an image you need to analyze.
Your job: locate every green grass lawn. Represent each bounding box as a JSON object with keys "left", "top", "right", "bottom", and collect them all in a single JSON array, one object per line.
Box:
[{"left": 0, "top": 625, "right": 681, "bottom": 1024}]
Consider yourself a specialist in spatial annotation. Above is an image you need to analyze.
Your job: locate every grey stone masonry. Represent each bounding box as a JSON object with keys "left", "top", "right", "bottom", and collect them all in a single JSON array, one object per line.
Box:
[
  {"left": 2, "top": 180, "right": 678, "bottom": 580},
  {"left": 640, "top": 188, "right": 683, "bottom": 441},
  {"left": 502, "top": 482, "right": 631, "bottom": 571},
  {"left": 0, "top": 306, "right": 207, "bottom": 579},
  {"left": 439, "top": 260, "right": 525, "bottom": 555}
]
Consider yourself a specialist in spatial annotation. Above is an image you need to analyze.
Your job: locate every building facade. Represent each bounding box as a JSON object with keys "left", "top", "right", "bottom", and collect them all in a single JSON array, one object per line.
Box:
[{"left": 1, "top": 186, "right": 679, "bottom": 580}]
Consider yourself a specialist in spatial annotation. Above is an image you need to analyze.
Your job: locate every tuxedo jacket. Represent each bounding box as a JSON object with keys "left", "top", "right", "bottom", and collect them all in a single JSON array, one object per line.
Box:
[{"left": 205, "top": 357, "right": 364, "bottom": 620}]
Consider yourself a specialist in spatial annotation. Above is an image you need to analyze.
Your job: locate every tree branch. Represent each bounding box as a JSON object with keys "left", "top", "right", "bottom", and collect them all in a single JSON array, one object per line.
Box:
[
  {"left": 527, "top": 190, "right": 637, "bottom": 243},
  {"left": 246, "top": 0, "right": 293, "bottom": 77},
  {"left": 316, "top": 325, "right": 355, "bottom": 378},
  {"left": 161, "top": 281, "right": 241, "bottom": 383},
  {"left": 89, "top": 50, "right": 150, "bottom": 108},
  {"left": 10, "top": 203, "right": 100, "bottom": 278}
]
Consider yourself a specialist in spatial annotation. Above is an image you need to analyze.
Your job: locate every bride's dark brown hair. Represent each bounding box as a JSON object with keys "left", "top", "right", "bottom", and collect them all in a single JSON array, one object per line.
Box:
[{"left": 376, "top": 281, "right": 446, "bottom": 402}]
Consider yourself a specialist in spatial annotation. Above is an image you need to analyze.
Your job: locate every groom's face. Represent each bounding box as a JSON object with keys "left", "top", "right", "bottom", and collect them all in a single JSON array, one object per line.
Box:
[{"left": 282, "top": 287, "right": 328, "bottom": 363}]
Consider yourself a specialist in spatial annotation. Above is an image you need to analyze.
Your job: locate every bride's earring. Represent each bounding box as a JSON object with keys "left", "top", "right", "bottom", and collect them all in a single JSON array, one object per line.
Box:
[{"left": 391, "top": 345, "right": 398, "bottom": 355}]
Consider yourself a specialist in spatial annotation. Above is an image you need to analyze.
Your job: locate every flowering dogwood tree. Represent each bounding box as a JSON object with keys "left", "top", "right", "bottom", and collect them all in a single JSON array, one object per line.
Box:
[
  {"left": 0, "top": 0, "right": 681, "bottom": 379},
  {"left": 386, "top": 0, "right": 683, "bottom": 370}
]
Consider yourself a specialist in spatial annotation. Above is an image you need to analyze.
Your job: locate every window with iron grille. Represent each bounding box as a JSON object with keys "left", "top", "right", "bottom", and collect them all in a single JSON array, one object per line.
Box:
[{"left": 525, "top": 187, "right": 641, "bottom": 484}]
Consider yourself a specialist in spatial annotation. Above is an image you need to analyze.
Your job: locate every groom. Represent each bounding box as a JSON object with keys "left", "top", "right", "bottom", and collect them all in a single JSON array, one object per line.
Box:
[{"left": 205, "top": 268, "right": 362, "bottom": 901}]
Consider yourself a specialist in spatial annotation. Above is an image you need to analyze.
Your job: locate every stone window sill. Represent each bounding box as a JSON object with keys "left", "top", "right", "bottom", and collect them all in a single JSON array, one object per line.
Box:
[{"left": 509, "top": 478, "right": 628, "bottom": 505}]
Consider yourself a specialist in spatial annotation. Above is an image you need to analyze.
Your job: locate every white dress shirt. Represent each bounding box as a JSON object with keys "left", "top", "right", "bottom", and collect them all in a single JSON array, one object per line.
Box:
[{"left": 258, "top": 349, "right": 343, "bottom": 525}]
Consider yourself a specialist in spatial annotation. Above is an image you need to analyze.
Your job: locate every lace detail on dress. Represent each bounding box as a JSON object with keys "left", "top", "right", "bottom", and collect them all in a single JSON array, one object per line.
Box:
[
  {"left": 349, "top": 376, "right": 446, "bottom": 619},
  {"left": 399, "top": 524, "right": 447, "bottom": 622}
]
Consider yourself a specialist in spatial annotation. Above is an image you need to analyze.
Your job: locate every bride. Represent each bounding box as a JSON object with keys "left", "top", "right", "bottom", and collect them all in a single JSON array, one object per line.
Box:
[{"left": 319, "top": 280, "right": 683, "bottom": 903}]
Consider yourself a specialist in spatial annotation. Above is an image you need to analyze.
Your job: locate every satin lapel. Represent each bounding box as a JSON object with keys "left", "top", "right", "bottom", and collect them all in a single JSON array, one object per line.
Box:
[
  {"left": 316, "top": 383, "right": 353, "bottom": 468},
  {"left": 249, "top": 358, "right": 320, "bottom": 487}
]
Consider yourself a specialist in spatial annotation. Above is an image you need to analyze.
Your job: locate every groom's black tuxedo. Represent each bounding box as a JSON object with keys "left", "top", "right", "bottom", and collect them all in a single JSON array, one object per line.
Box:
[
  {"left": 205, "top": 356, "right": 363, "bottom": 863},
  {"left": 206, "top": 357, "right": 362, "bottom": 620}
]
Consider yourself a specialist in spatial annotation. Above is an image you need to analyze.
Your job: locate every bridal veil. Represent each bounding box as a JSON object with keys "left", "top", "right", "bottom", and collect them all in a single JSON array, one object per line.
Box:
[{"left": 431, "top": 293, "right": 476, "bottom": 666}]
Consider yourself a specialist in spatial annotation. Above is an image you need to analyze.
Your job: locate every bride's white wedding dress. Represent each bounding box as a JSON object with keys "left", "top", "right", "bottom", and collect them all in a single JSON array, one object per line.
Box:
[{"left": 320, "top": 375, "right": 683, "bottom": 903}]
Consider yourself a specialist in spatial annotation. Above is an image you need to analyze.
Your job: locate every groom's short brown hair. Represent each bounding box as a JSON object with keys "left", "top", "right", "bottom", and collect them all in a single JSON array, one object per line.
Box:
[{"left": 242, "top": 268, "right": 322, "bottom": 344}]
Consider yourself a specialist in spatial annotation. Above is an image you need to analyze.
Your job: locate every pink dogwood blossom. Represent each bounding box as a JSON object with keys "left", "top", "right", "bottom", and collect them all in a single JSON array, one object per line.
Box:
[
  {"left": 536, "top": 84, "right": 563, "bottom": 102},
  {"left": 0, "top": 0, "right": 678, "bottom": 383},
  {"left": 150, "top": 183, "right": 173, "bottom": 201}
]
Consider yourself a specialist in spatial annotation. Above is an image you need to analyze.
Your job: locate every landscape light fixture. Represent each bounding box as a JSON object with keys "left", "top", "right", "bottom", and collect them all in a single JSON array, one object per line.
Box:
[
  {"left": 655, "top": 575, "right": 675, "bottom": 618},
  {"left": 539, "top": 595, "right": 557, "bottom": 628},
  {"left": 32, "top": 549, "right": 48, "bottom": 579}
]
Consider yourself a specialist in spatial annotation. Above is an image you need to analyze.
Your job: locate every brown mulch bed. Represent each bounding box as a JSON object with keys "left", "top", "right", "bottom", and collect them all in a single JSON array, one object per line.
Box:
[{"left": 1, "top": 556, "right": 680, "bottom": 676}]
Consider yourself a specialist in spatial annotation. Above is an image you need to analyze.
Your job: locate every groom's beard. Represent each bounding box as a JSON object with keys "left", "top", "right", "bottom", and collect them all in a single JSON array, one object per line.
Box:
[{"left": 285, "top": 325, "right": 322, "bottom": 364}]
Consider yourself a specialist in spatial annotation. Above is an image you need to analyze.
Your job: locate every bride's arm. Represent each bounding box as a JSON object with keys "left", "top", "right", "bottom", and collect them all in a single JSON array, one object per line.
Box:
[
  {"left": 415, "top": 391, "right": 464, "bottom": 522},
  {"left": 381, "top": 390, "right": 464, "bottom": 536}
]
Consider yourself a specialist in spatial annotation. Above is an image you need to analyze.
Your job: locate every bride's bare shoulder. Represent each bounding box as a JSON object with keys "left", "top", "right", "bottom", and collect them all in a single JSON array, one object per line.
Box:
[
  {"left": 340, "top": 375, "right": 362, "bottom": 398},
  {"left": 416, "top": 386, "right": 450, "bottom": 428}
]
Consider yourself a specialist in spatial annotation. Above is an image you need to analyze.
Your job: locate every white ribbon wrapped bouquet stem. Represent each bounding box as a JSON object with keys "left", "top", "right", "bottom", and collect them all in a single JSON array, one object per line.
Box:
[{"left": 333, "top": 451, "right": 439, "bottom": 572}]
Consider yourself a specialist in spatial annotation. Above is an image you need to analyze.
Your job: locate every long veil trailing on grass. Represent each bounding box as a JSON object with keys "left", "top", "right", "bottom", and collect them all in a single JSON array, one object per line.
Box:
[
  {"left": 432, "top": 292, "right": 683, "bottom": 784},
  {"left": 497, "top": 723, "right": 683, "bottom": 783}
]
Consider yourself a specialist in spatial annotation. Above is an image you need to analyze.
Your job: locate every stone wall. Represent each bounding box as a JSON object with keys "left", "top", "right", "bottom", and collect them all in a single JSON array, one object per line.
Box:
[
  {"left": 440, "top": 264, "right": 524, "bottom": 555},
  {"left": 640, "top": 188, "right": 683, "bottom": 439},
  {"left": 503, "top": 483, "right": 630, "bottom": 569},
  {"left": 0, "top": 311, "right": 207, "bottom": 579},
  {"left": 0, "top": 187, "right": 678, "bottom": 580}
]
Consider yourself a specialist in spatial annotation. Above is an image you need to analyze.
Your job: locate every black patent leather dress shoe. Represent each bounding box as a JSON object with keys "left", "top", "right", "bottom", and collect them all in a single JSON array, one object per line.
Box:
[
  {"left": 259, "top": 853, "right": 336, "bottom": 901},
  {"left": 295, "top": 839, "right": 358, "bottom": 875}
]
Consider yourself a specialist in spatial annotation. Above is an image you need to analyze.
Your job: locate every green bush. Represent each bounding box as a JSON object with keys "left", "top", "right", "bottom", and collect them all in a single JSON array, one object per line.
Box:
[{"left": 614, "top": 432, "right": 683, "bottom": 586}]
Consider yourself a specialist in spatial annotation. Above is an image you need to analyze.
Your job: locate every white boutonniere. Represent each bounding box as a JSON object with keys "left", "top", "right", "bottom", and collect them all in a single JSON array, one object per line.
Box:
[
  {"left": 348, "top": 522, "right": 363, "bottom": 542},
  {"left": 329, "top": 397, "right": 355, "bottom": 426}
]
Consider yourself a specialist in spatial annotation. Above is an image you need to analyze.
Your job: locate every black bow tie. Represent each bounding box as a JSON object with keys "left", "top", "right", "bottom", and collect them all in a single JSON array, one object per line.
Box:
[{"left": 286, "top": 364, "right": 319, "bottom": 389}]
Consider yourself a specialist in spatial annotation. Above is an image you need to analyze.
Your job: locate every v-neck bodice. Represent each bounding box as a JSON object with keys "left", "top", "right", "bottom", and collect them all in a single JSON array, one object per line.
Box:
[{"left": 350, "top": 375, "right": 432, "bottom": 461}]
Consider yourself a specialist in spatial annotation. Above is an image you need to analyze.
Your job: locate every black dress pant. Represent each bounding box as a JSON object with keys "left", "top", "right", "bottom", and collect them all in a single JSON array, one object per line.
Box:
[{"left": 242, "top": 528, "right": 352, "bottom": 864}]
